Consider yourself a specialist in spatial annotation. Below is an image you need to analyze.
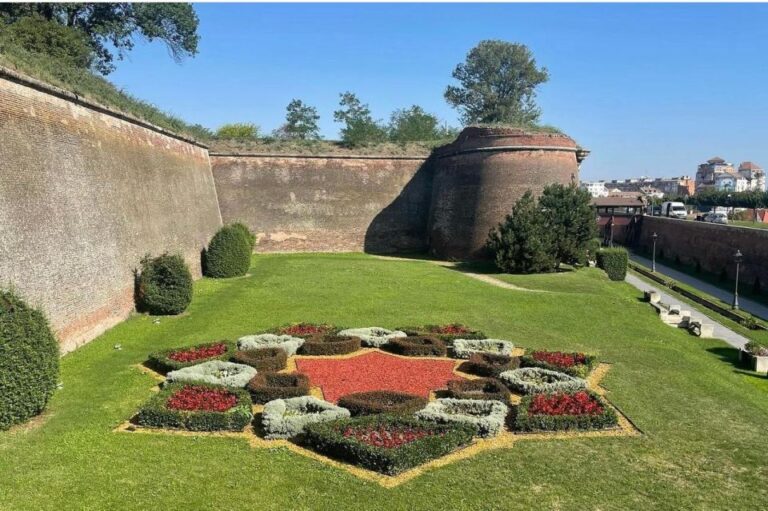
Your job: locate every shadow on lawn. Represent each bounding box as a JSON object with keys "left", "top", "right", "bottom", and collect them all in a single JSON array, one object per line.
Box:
[{"left": 706, "top": 346, "right": 766, "bottom": 379}]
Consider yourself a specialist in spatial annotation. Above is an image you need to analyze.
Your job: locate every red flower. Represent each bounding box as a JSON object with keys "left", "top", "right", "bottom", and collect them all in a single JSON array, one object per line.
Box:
[
  {"left": 429, "top": 324, "right": 471, "bottom": 335},
  {"left": 531, "top": 350, "right": 588, "bottom": 369},
  {"left": 278, "top": 323, "right": 332, "bottom": 336},
  {"left": 167, "top": 386, "right": 238, "bottom": 412},
  {"left": 341, "top": 424, "right": 444, "bottom": 448},
  {"left": 529, "top": 391, "right": 604, "bottom": 416},
  {"left": 168, "top": 343, "right": 227, "bottom": 363}
]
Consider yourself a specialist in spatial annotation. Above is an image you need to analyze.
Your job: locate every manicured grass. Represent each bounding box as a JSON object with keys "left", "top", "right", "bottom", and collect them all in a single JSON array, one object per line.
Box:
[
  {"left": 731, "top": 220, "right": 768, "bottom": 230},
  {"left": 1, "top": 253, "right": 768, "bottom": 510}
]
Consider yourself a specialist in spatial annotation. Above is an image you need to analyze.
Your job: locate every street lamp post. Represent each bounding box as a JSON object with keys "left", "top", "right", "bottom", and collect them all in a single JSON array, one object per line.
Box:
[
  {"left": 652, "top": 232, "right": 658, "bottom": 272},
  {"left": 608, "top": 216, "right": 615, "bottom": 248},
  {"left": 733, "top": 249, "right": 743, "bottom": 310}
]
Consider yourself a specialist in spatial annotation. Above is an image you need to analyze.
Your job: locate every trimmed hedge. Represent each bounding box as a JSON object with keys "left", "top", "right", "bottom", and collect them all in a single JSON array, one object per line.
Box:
[
  {"left": 499, "top": 367, "right": 587, "bottom": 395},
  {"left": 452, "top": 339, "right": 514, "bottom": 359},
  {"left": 303, "top": 415, "right": 475, "bottom": 475},
  {"left": 397, "top": 324, "right": 485, "bottom": 344},
  {"left": 148, "top": 341, "right": 233, "bottom": 372},
  {"left": 135, "top": 253, "right": 193, "bottom": 315},
  {"left": 134, "top": 382, "right": 253, "bottom": 432},
  {"left": 514, "top": 391, "right": 618, "bottom": 432},
  {"left": 337, "top": 391, "right": 427, "bottom": 416},
  {"left": 415, "top": 398, "right": 508, "bottom": 438},
  {"left": 520, "top": 350, "right": 597, "bottom": 378},
  {"left": 458, "top": 352, "right": 520, "bottom": 377},
  {"left": 237, "top": 333, "right": 305, "bottom": 357},
  {"left": 337, "top": 327, "right": 406, "bottom": 348},
  {"left": 165, "top": 360, "right": 257, "bottom": 388},
  {"left": 446, "top": 378, "right": 511, "bottom": 402},
  {"left": 231, "top": 347, "right": 287, "bottom": 372},
  {"left": 596, "top": 248, "right": 628, "bottom": 281},
  {"left": 261, "top": 396, "right": 350, "bottom": 439},
  {"left": 204, "top": 224, "right": 252, "bottom": 278},
  {"left": 387, "top": 336, "right": 447, "bottom": 357},
  {"left": 274, "top": 323, "right": 338, "bottom": 339},
  {"left": 299, "top": 335, "right": 361, "bottom": 356},
  {"left": 247, "top": 372, "right": 310, "bottom": 404},
  {"left": 0, "top": 290, "right": 59, "bottom": 431},
  {"left": 231, "top": 222, "right": 256, "bottom": 251}
]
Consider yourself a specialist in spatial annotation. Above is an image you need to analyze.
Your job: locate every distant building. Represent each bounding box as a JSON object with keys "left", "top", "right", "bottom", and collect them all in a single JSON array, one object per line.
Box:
[
  {"left": 695, "top": 157, "right": 764, "bottom": 192},
  {"left": 738, "top": 161, "right": 766, "bottom": 192},
  {"left": 580, "top": 181, "right": 609, "bottom": 197},
  {"left": 606, "top": 176, "right": 694, "bottom": 198}
]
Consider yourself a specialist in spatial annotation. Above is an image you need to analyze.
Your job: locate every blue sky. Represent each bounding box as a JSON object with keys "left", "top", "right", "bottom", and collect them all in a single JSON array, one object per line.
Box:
[{"left": 109, "top": 3, "right": 768, "bottom": 181}]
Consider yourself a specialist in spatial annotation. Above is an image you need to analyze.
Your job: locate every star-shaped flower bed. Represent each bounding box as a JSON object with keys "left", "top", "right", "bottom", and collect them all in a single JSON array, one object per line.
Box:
[{"left": 295, "top": 351, "right": 463, "bottom": 403}]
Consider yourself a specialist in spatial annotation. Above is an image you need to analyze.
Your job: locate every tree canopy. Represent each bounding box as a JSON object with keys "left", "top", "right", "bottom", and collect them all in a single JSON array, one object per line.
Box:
[
  {"left": 445, "top": 40, "right": 549, "bottom": 126},
  {"left": 333, "top": 91, "right": 388, "bottom": 147},
  {"left": 280, "top": 99, "right": 321, "bottom": 140},
  {"left": 0, "top": 3, "right": 199, "bottom": 74},
  {"left": 388, "top": 105, "right": 456, "bottom": 142}
]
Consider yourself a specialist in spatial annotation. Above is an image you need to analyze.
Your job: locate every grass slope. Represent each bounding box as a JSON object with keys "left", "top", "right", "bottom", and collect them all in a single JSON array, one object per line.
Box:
[{"left": 1, "top": 253, "right": 767, "bottom": 510}]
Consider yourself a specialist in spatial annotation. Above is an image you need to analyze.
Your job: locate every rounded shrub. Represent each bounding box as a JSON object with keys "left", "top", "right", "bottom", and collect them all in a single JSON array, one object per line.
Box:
[
  {"left": 0, "top": 289, "right": 59, "bottom": 430},
  {"left": 136, "top": 253, "right": 193, "bottom": 315},
  {"left": 596, "top": 248, "right": 628, "bottom": 281},
  {"left": 204, "top": 224, "right": 252, "bottom": 278},
  {"left": 231, "top": 222, "right": 256, "bottom": 251}
]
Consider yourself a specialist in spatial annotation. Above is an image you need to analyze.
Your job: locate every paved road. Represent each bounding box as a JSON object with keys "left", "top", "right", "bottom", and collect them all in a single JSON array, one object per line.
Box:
[
  {"left": 629, "top": 253, "right": 768, "bottom": 321},
  {"left": 625, "top": 273, "right": 749, "bottom": 350}
]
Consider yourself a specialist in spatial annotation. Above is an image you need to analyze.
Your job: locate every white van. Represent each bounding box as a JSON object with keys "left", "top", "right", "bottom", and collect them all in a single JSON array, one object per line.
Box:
[{"left": 661, "top": 201, "right": 687, "bottom": 219}]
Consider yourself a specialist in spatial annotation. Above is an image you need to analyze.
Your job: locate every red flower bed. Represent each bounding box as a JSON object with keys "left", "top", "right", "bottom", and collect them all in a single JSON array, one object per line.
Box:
[
  {"left": 342, "top": 424, "right": 443, "bottom": 449},
  {"left": 295, "top": 351, "right": 462, "bottom": 402},
  {"left": 430, "top": 324, "right": 471, "bottom": 335},
  {"left": 529, "top": 391, "right": 605, "bottom": 416},
  {"left": 531, "top": 350, "right": 588, "bottom": 369},
  {"left": 168, "top": 343, "right": 228, "bottom": 363},
  {"left": 277, "top": 323, "right": 334, "bottom": 337},
  {"left": 166, "top": 385, "right": 238, "bottom": 412}
]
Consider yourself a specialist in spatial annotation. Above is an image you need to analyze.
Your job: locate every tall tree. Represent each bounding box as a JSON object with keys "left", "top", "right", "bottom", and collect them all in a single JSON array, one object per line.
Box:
[
  {"left": 539, "top": 184, "right": 598, "bottom": 267},
  {"left": 444, "top": 40, "right": 549, "bottom": 126},
  {"left": 282, "top": 99, "right": 321, "bottom": 140},
  {"left": 388, "top": 105, "right": 442, "bottom": 142},
  {"left": 0, "top": 3, "right": 199, "bottom": 74},
  {"left": 333, "top": 92, "right": 387, "bottom": 147}
]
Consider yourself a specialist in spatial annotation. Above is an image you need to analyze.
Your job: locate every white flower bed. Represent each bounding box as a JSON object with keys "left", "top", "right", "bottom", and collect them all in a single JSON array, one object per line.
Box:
[
  {"left": 499, "top": 367, "right": 587, "bottom": 395},
  {"left": 165, "top": 361, "right": 257, "bottom": 388},
  {"left": 337, "top": 327, "right": 407, "bottom": 348},
  {"left": 415, "top": 398, "right": 508, "bottom": 437},
  {"left": 237, "top": 333, "right": 305, "bottom": 356},
  {"left": 261, "top": 396, "right": 350, "bottom": 439},
  {"left": 452, "top": 338, "right": 514, "bottom": 359}
]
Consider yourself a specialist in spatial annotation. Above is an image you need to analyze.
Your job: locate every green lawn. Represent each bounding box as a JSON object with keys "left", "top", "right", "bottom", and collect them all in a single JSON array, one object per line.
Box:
[
  {"left": 1, "top": 253, "right": 767, "bottom": 510},
  {"left": 731, "top": 220, "right": 768, "bottom": 230}
]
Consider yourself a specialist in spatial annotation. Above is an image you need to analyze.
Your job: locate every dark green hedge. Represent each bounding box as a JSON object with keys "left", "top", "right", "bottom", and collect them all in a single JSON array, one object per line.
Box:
[
  {"left": 204, "top": 225, "right": 252, "bottom": 278},
  {"left": 134, "top": 383, "right": 252, "bottom": 432},
  {"left": 303, "top": 415, "right": 475, "bottom": 475},
  {"left": 513, "top": 391, "right": 618, "bottom": 432},
  {"left": 231, "top": 347, "right": 287, "bottom": 372},
  {"left": 458, "top": 353, "right": 520, "bottom": 377},
  {"left": 446, "top": 378, "right": 511, "bottom": 402},
  {"left": 136, "top": 253, "right": 193, "bottom": 315},
  {"left": 246, "top": 372, "right": 310, "bottom": 404},
  {"left": 147, "top": 341, "right": 234, "bottom": 373},
  {"left": 299, "top": 335, "right": 361, "bottom": 356},
  {"left": 520, "top": 352, "right": 597, "bottom": 378},
  {"left": 396, "top": 324, "right": 485, "bottom": 344},
  {"left": 596, "top": 248, "right": 628, "bottom": 281},
  {"left": 231, "top": 222, "right": 256, "bottom": 251},
  {"left": 0, "top": 290, "right": 59, "bottom": 431},
  {"left": 337, "top": 391, "right": 427, "bottom": 416},
  {"left": 387, "top": 336, "right": 447, "bottom": 357}
]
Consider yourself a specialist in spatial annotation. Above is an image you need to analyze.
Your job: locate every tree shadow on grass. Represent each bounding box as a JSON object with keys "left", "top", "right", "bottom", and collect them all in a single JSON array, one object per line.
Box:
[{"left": 705, "top": 346, "right": 765, "bottom": 380}]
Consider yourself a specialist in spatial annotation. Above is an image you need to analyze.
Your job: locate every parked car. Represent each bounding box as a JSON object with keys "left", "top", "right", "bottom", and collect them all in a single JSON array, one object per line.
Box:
[
  {"left": 661, "top": 201, "right": 688, "bottom": 219},
  {"left": 704, "top": 212, "right": 728, "bottom": 224}
]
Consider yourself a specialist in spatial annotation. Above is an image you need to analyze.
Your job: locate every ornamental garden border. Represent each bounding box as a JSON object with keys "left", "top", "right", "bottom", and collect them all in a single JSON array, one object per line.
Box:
[{"left": 117, "top": 332, "right": 641, "bottom": 488}]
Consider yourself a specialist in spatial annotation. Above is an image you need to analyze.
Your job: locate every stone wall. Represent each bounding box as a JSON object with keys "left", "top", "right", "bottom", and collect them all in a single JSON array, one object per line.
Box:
[
  {"left": 0, "top": 68, "right": 222, "bottom": 353},
  {"left": 635, "top": 216, "right": 768, "bottom": 287},
  {"left": 210, "top": 153, "right": 433, "bottom": 253}
]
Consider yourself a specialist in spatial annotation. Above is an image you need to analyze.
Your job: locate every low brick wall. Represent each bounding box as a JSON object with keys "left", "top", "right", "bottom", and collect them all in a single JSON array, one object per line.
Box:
[
  {"left": 0, "top": 68, "right": 222, "bottom": 352},
  {"left": 210, "top": 153, "right": 433, "bottom": 253},
  {"left": 635, "top": 216, "right": 768, "bottom": 288}
]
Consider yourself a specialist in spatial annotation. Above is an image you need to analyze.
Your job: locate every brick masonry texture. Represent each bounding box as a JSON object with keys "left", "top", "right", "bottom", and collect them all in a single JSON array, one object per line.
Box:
[
  {"left": 0, "top": 73, "right": 222, "bottom": 353},
  {"left": 636, "top": 216, "right": 768, "bottom": 287},
  {"left": 210, "top": 154, "right": 433, "bottom": 253}
]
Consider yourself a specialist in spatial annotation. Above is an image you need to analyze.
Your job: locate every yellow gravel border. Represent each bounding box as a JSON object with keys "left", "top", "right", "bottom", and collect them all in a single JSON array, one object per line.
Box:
[{"left": 122, "top": 352, "right": 639, "bottom": 488}]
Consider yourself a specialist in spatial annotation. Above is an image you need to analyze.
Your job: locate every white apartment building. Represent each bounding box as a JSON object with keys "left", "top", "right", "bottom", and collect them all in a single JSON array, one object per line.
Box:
[{"left": 580, "top": 181, "right": 609, "bottom": 197}]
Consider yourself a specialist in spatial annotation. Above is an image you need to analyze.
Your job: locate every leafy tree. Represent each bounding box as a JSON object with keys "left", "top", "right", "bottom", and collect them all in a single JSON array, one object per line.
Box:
[
  {"left": 216, "top": 123, "right": 259, "bottom": 141},
  {"left": 333, "top": 91, "right": 387, "bottom": 147},
  {"left": 280, "top": 99, "right": 321, "bottom": 140},
  {"left": 388, "top": 105, "right": 443, "bottom": 142},
  {"left": 539, "top": 184, "right": 598, "bottom": 266},
  {"left": 0, "top": 3, "right": 199, "bottom": 74},
  {"left": 487, "top": 191, "right": 556, "bottom": 274},
  {"left": 444, "top": 40, "right": 549, "bottom": 125},
  {"left": 0, "top": 15, "right": 93, "bottom": 69}
]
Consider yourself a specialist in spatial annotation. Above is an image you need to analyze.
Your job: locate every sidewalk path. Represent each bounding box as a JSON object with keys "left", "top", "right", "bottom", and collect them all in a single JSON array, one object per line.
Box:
[
  {"left": 629, "top": 253, "right": 768, "bottom": 321},
  {"left": 625, "top": 273, "right": 749, "bottom": 350}
]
